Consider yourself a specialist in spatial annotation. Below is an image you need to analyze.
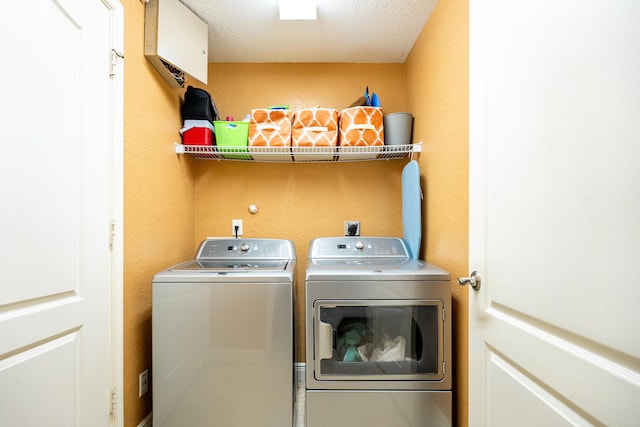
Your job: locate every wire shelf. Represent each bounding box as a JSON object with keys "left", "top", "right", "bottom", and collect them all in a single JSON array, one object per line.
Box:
[{"left": 175, "top": 142, "right": 421, "bottom": 163}]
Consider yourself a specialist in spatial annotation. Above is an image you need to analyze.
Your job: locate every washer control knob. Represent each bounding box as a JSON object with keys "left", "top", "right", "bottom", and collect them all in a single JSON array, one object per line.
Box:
[
  {"left": 355, "top": 241, "right": 365, "bottom": 250},
  {"left": 239, "top": 243, "right": 251, "bottom": 252}
]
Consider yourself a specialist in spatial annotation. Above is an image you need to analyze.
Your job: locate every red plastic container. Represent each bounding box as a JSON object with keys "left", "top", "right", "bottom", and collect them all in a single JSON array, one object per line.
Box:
[{"left": 183, "top": 127, "right": 214, "bottom": 146}]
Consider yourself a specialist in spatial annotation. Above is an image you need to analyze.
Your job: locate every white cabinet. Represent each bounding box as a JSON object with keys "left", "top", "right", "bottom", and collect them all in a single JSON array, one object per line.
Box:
[{"left": 144, "top": 0, "right": 208, "bottom": 87}]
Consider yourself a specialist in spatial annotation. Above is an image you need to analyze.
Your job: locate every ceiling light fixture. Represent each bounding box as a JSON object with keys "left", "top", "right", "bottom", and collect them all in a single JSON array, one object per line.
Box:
[{"left": 278, "top": 0, "right": 317, "bottom": 20}]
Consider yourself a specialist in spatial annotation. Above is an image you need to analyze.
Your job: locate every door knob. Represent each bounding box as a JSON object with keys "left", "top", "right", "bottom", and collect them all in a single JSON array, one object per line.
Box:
[{"left": 458, "top": 271, "right": 481, "bottom": 291}]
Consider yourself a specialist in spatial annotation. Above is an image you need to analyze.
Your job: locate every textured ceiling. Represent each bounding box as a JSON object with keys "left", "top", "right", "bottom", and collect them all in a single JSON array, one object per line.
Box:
[{"left": 179, "top": 0, "right": 438, "bottom": 63}]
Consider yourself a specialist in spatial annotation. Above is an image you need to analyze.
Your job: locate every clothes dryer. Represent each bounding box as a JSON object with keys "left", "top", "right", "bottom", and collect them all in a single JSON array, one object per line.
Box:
[{"left": 305, "top": 237, "right": 451, "bottom": 427}]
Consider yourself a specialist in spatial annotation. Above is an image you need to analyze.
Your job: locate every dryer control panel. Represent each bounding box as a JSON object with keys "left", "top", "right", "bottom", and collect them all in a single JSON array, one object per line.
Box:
[{"left": 308, "top": 237, "right": 409, "bottom": 259}]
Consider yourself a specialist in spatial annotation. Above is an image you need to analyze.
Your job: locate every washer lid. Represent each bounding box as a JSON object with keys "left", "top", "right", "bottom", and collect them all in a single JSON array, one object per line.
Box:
[{"left": 168, "top": 259, "right": 289, "bottom": 272}]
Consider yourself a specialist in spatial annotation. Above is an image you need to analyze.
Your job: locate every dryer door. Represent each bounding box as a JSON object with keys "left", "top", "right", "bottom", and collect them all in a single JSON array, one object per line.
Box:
[{"left": 312, "top": 299, "right": 445, "bottom": 383}]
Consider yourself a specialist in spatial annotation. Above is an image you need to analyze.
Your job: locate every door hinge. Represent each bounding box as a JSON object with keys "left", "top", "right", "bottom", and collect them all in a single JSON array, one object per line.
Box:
[
  {"left": 110, "top": 387, "right": 117, "bottom": 416},
  {"left": 109, "top": 220, "right": 117, "bottom": 248},
  {"left": 110, "top": 49, "right": 124, "bottom": 78}
]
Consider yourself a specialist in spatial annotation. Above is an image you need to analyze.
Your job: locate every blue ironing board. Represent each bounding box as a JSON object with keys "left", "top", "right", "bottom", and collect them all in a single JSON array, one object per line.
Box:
[{"left": 402, "top": 160, "right": 422, "bottom": 260}]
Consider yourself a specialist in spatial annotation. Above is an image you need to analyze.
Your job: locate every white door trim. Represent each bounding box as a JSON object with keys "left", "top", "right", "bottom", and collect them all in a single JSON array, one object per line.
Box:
[{"left": 104, "top": 0, "right": 124, "bottom": 425}]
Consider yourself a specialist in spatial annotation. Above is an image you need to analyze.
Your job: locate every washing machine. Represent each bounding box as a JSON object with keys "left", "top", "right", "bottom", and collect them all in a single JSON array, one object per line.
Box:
[
  {"left": 152, "top": 238, "right": 296, "bottom": 427},
  {"left": 305, "top": 236, "right": 452, "bottom": 427}
]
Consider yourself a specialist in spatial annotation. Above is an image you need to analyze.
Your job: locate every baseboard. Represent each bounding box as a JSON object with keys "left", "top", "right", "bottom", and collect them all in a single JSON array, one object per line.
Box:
[{"left": 137, "top": 412, "right": 152, "bottom": 427}]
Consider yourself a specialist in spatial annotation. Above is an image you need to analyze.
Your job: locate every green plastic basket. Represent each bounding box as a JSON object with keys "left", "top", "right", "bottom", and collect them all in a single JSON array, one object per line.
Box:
[{"left": 214, "top": 121, "right": 250, "bottom": 159}]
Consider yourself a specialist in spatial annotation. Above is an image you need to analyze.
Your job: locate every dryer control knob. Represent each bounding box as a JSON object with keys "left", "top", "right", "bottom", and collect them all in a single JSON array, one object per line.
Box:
[
  {"left": 239, "top": 243, "right": 251, "bottom": 252},
  {"left": 355, "top": 241, "right": 365, "bottom": 250}
]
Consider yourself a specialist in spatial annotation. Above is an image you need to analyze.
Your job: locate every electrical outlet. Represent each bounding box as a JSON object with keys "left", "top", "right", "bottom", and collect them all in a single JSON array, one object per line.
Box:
[
  {"left": 139, "top": 369, "right": 149, "bottom": 398},
  {"left": 344, "top": 220, "right": 360, "bottom": 236},
  {"left": 232, "top": 219, "right": 243, "bottom": 237}
]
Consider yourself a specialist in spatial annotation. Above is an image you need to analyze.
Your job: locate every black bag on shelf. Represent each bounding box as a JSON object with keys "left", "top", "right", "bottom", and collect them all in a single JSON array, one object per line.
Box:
[{"left": 182, "top": 85, "right": 220, "bottom": 122}]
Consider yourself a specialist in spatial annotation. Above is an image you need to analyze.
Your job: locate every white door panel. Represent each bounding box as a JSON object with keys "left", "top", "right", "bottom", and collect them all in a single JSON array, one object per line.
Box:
[
  {"left": 483, "top": 308, "right": 640, "bottom": 425},
  {"left": 0, "top": 0, "right": 120, "bottom": 425},
  {"left": 2, "top": 0, "right": 83, "bottom": 305},
  {"left": 488, "top": 351, "right": 590, "bottom": 427},
  {"left": 469, "top": 0, "right": 640, "bottom": 425},
  {"left": 0, "top": 331, "right": 81, "bottom": 425},
  {"left": 0, "top": 296, "right": 82, "bottom": 352}
]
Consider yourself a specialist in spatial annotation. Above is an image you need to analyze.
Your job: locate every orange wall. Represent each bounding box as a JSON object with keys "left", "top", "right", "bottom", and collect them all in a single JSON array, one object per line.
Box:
[
  {"left": 406, "top": 0, "right": 469, "bottom": 425},
  {"left": 122, "top": 0, "right": 468, "bottom": 426},
  {"left": 123, "top": 0, "right": 196, "bottom": 425},
  {"left": 207, "top": 63, "right": 407, "bottom": 120},
  {"left": 197, "top": 63, "right": 409, "bottom": 361}
]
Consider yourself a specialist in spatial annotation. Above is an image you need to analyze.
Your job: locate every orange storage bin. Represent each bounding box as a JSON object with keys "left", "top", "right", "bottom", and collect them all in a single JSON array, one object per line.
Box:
[
  {"left": 292, "top": 108, "right": 339, "bottom": 161},
  {"left": 249, "top": 109, "right": 293, "bottom": 161},
  {"left": 338, "top": 106, "right": 384, "bottom": 159}
]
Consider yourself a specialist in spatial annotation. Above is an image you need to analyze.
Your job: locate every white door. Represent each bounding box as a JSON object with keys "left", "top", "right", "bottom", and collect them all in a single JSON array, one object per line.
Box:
[
  {"left": 0, "top": 0, "right": 122, "bottom": 425},
  {"left": 468, "top": 0, "right": 640, "bottom": 425}
]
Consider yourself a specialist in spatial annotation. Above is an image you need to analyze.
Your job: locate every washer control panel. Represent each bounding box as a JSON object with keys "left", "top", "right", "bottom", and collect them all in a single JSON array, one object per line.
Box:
[{"left": 196, "top": 238, "right": 295, "bottom": 259}]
